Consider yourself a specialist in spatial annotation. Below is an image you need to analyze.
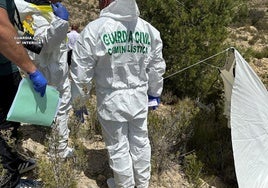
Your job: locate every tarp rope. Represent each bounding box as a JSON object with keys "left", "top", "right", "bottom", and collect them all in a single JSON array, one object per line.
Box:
[{"left": 164, "top": 48, "right": 231, "bottom": 80}]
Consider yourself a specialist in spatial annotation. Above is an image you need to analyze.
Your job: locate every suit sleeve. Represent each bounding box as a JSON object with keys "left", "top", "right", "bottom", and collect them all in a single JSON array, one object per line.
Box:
[
  {"left": 34, "top": 14, "right": 68, "bottom": 53},
  {"left": 69, "top": 27, "right": 97, "bottom": 108},
  {"left": 147, "top": 30, "right": 166, "bottom": 97}
]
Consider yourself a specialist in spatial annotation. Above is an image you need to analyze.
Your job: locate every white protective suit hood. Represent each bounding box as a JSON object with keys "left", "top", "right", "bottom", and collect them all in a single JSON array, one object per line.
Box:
[{"left": 100, "top": 0, "right": 140, "bottom": 21}]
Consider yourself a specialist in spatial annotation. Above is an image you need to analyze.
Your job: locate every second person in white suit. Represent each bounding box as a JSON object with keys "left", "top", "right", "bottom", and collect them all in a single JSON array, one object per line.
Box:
[
  {"left": 15, "top": 0, "right": 73, "bottom": 158},
  {"left": 70, "top": 0, "right": 166, "bottom": 187}
]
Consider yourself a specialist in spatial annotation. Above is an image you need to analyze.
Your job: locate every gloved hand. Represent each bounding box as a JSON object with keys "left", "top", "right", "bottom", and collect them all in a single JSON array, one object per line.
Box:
[
  {"left": 148, "top": 95, "right": 160, "bottom": 110},
  {"left": 29, "top": 70, "right": 47, "bottom": 97},
  {"left": 51, "top": 2, "right": 69, "bottom": 21},
  {"left": 74, "top": 106, "right": 89, "bottom": 123}
]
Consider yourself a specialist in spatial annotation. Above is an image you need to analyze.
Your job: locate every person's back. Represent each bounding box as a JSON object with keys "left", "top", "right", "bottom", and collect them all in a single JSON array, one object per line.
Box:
[
  {"left": 71, "top": 0, "right": 165, "bottom": 121},
  {"left": 70, "top": 1, "right": 166, "bottom": 188}
]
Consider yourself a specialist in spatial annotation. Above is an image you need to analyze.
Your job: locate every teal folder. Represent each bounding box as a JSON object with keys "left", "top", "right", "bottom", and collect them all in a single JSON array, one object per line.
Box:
[{"left": 7, "top": 78, "right": 60, "bottom": 126}]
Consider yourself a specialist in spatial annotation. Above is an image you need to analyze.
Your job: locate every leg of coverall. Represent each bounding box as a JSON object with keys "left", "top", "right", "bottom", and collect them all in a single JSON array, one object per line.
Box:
[
  {"left": 99, "top": 118, "right": 135, "bottom": 188},
  {"left": 40, "top": 55, "right": 72, "bottom": 157},
  {"left": 53, "top": 77, "right": 72, "bottom": 154},
  {"left": 128, "top": 117, "right": 151, "bottom": 188}
]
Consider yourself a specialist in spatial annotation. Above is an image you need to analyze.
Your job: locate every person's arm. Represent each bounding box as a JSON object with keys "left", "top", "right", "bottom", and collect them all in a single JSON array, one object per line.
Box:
[
  {"left": 0, "top": 8, "right": 36, "bottom": 74},
  {"left": 0, "top": 8, "right": 47, "bottom": 97},
  {"left": 70, "top": 30, "right": 96, "bottom": 107},
  {"left": 69, "top": 28, "right": 96, "bottom": 123},
  {"left": 30, "top": 2, "right": 69, "bottom": 54},
  {"left": 147, "top": 30, "right": 166, "bottom": 97}
]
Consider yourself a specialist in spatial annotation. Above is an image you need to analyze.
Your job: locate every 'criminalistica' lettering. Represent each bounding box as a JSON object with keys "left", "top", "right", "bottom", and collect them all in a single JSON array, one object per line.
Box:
[{"left": 102, "top": 30, "right": 151, "bottom": 55}]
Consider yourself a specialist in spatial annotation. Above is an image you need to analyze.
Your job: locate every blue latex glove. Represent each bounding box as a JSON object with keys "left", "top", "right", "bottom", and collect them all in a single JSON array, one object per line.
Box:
[
  {"left": 29, "top": 70, "right": 47, "bottom": 97},
  {"left": 74, "top": 106, "right": 89, "bottom": 123},
  {"left": 148, "top": 95, "right": 160, "bottom": 110},
  {"left": 51, "top": 2, "right": 69, "bottom": 21}
]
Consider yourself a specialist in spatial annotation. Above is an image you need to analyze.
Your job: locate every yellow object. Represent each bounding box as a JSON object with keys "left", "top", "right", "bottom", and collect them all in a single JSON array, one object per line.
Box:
[
  {"left": 31, "top": 4, "right": 53, "bottom": 21},
  {"left": 22, "top": 4, "right": 53, "bottom": 35},
  {"left": 23, "top": 19, "right": 34, "bottom": 35},
  {"left": 31, "top": 5, "right": 53, "bottom": 13},
  {"left": 7, "top": 78, "right": 60, "bottom": 126}
]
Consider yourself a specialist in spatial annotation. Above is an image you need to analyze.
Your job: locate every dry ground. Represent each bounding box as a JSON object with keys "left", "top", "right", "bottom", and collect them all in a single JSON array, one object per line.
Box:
[{"left": 16, "top": 1, "right": 268, "bottom": 187}]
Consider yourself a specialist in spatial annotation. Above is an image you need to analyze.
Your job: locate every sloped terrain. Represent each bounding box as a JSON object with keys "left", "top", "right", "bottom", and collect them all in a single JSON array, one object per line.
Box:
[
  {"left": 17, "top": 1, "right": 268, "bottom": 188},
  {"left": 227, "top": 25, "right": 268, "bottom": 87}
]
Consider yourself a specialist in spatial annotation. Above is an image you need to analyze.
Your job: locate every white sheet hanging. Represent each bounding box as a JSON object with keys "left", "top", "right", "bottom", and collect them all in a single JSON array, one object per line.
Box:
[{"left": 231, "top": 49, "right": 268, "bottom": 188}]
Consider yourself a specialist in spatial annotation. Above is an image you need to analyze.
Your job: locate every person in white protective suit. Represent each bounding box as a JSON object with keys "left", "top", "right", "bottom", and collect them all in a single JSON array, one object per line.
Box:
[
  {"left": 14, "top": 0, "right": 73, "bottom": 158},
  {"left": 66, "top": 24, "right": 80, "bottom": 66},
  {"left": 70, "top": 0, "right": 166, "bottom": 187}
]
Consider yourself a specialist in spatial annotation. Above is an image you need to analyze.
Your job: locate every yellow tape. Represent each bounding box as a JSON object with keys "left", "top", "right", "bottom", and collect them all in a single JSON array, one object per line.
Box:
[
  {"left": 30, "top": 5, "right": 53, "bottom": 13},
  {"left": 29, "top": 4, "right": 53, "bottom": 25}
]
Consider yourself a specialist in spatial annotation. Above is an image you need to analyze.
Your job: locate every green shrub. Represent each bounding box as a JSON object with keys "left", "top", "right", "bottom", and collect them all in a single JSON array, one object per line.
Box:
[
  {"left": 38, "top": 157, "right": 77, "bottom": 188},
  {"left": 36, "top": 93, "right": 102, "bottom": 188},
  {"left": 148, "top": 98, "right": 199, "bottom": 176},
  {"left": 183, "top": 152, "right": 203, "bottom": 187},
  {"left": 249, "top": 9, "right": 265, "bottom": 26},
  {"left": 187, "top": 99, "right": 237, "bottom": 187}
]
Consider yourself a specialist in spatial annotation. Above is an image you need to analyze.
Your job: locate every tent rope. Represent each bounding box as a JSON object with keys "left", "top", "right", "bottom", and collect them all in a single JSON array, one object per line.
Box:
[
  {"left": 164, "top": 48, "right": 231, "bottom": 80},
  {"left": 202, "top": 61, "right": 222, "bottom": 69}
]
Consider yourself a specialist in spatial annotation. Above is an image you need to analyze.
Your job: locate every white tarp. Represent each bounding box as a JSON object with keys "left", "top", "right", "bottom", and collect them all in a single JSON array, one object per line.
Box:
[{"left": 229, "top": 49, "right": 268, "bottom": 188}]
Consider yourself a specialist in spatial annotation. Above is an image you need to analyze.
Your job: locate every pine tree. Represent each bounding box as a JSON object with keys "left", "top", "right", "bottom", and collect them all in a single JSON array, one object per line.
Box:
[{"left": 137, "top": 0, "right": 247, "bottom": 99}]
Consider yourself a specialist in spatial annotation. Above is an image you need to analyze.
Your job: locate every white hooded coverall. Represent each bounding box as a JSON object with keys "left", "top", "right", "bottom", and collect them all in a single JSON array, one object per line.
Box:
[
  {"left": 67, "top": 29, "right": 80, "bottom": 51},
  {"left": 15, "top": 0, "right": 72, "bottom": 157},
  {"left": 70, "top": 0, "right": 166, "bottom": 187}
]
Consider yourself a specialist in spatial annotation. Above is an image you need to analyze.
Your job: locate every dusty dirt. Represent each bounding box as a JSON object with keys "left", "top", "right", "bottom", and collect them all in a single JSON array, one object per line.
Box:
[{"left": 18, "top": 121, "right": 191, "bottom": 188}]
